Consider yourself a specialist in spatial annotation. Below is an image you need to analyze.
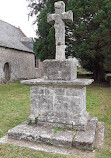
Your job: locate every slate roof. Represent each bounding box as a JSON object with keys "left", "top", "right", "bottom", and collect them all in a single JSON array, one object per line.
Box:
[{"left": 0, "top": 20, "right": 34, "bottom": 53}]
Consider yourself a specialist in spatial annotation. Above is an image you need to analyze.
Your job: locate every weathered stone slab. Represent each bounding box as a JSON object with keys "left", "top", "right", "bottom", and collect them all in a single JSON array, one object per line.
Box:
[
  {"left": 72, "top": 117, "right": 98, "bottom": 151},
  {"left": 95, "top": 122, "right": 104, "bottom": 148},
  {"left": 0, "top": 136, "right": 96, "bottom": 157},
  {"left": 7, "top": 117, "right": 102, "bottom": 151},
  {"left": 43, "top": 59, "right": 77, "bottom": 80},
  {"left": 21, "top": 78, "right": 94, "bottom": 87},
  {"left": 8, "top": 122, "right": 75, "bottom": 148}
]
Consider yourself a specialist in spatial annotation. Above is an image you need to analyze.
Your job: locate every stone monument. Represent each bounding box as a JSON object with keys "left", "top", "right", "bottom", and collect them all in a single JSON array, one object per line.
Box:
[
  {"left": 47, "top": 1, "right": 73, "bottom": 60},
  {"left": 8, "top": 1, "right": 104, "bottom": 151}
]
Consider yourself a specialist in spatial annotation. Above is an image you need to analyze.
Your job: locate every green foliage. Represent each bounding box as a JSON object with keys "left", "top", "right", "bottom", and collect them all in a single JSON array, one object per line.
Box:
[
  {"left": 34, "top": 26, "right": 55, "bottom": 61},
  {"left": 54, "top": 126, "right": 75, "bottom": 134},
  {"left": 28, "top": 120, "right": 32, "bottom": 125},
  {"left": 26, "top": 0, "right": 46, "bottom": 22},
  {"left": 54, "top": 127, "right": 64, "bottom": 134},
  {"left": 68, "top": 0, "right": 111, "bottom": 81},
  {"left": 35, "top": 114, "right": 40, "bottom": 124},
  {"left": 35, "top": 117, "right": 38, "bottom": 124}
]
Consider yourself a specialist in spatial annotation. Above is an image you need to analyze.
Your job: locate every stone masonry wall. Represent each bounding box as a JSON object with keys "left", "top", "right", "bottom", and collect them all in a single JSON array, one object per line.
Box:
[
  {"left": 0, "top": 47, "right": 39, "bottom": 83},
  {"left": 30, "top": 85, "right": 89, "bottom": 130}
]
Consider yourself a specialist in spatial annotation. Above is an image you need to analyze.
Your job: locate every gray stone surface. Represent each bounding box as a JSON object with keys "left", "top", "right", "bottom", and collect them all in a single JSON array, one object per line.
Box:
[
  {"left": 47, "top": 1, "right": 73, "bottom": 60},
  {"left": 0, "top": 19, "right": 33, "bottom": 53},
  {"left": 7, "top": 117, "right": 103, "bottom": 151},
  {"left": 73, "top": 117, "right": 98, "bottom": 151},
  {"left": 56, "top": 45, "right": 66, "bottom": 60},
  {"left": 21, "top": 78, "right": 93, "bottom": 130},
  {"left": 0, "top": 47, "right": 40, "bottom": 83},
  {"left": 43, "top": 59, "right": 77, "bottom": 80},
  {"left": 21, "top": 78, "right": 94, "bottom": 86},
  {"left": 0, "top": 136, "right": 96, "bottom": 157},
  {"left": 8, "top": 122, "right": 75, "bottom": 148},
  {"left": 95, "top": 122, "right": 104, "bottom": 148}
]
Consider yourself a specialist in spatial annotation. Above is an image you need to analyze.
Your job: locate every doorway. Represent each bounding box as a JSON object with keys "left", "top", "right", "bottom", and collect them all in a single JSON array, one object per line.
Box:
[{"left": 4, "top": 62, "right": 11, "bottom": 82}]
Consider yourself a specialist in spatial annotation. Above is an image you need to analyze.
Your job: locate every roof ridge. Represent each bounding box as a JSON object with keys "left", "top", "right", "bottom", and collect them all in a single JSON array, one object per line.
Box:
[
  {"left": 0, "top": 19, "right": 26, "bottom": 37},
  {"left": 0, "top": 19, "right": 34, "bottom": 53}
]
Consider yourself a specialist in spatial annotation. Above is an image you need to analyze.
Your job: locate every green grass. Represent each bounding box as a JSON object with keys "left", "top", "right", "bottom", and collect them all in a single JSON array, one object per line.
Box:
[
  {"left": 77, "top": 67, "right": 92, "bottom": 74},
  {"left": 54, "top": 126, "right": 76, "bottom": 134},
  {"left": 0, "top": 81, "right": 111, "bottom": 157},
  {"left": 0, "top": 81, "right": 30, "bottom": 138},
  {"left": 86, "top": 83, "right": 111, "bottom": 158},
  {"left": 0, "top": 143, "right": 73, "bottom": 158}
]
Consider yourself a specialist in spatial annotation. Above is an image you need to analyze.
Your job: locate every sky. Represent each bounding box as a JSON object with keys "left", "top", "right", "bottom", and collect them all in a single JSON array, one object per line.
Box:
[{"left": 0, "top": 0, "right": 37, "bottom": 38}]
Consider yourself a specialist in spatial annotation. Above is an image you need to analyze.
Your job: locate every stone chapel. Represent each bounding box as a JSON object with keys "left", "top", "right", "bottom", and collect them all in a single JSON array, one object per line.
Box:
[{"left": 0, "top": 19, "right": 40, "bottom": 83}]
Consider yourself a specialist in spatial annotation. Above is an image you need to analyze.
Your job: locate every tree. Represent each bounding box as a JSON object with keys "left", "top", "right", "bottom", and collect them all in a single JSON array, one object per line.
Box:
[
  {"left": 26, "top": 0, "right": 46, "bottom": 22},
  {"left": 27, "top": 0, "right": 55, "bottom": 60},
  {"left": 33, "top": 1, "right": 55, "bottom": 61},
  {"left": 68, "top": 0, "right": 111, "bottom": 82},
  {"left": 27, "top": 0, "right": 111, "bottom": 82}
]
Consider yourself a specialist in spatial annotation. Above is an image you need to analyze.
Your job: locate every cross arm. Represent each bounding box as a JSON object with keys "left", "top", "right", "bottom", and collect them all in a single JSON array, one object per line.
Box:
[
  {"left": 47, "top": 13, "right": 55, "bottom": 25},
  {"left": 62, "top": 10, "right": 73, "bottom": 23}
]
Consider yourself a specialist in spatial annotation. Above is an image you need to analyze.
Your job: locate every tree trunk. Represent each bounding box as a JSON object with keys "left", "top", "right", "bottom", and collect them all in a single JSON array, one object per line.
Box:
[{"left": 93, "top": 64, "right": 104, "bottom": 82}]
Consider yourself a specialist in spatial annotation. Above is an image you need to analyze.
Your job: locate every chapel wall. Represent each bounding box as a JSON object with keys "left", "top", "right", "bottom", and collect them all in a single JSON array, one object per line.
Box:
[{"left": 0, "top": 47, "right": 40, "bottom": 83}]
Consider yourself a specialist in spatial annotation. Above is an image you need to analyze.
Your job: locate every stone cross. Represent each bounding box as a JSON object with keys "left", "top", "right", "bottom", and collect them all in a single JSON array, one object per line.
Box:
[{"left": 47, "top": 1, "right": 73, "bottom": 60}]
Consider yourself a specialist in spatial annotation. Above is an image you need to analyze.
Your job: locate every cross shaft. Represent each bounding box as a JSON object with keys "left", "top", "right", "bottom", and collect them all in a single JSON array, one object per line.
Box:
[{"left": 47, "top": 1, "right": 73, "bottom": 60}]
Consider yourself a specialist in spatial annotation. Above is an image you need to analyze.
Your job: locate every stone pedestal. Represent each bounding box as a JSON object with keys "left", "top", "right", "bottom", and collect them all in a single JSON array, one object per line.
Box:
[
  {"left": 21, "top": 78, "right": 93, "bottom": 131},
  {"left": 7, "top": 65, "right": 104, "bottom": 151}
]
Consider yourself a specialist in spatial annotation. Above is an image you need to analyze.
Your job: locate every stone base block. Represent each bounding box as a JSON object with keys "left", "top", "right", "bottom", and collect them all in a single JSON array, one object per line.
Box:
[
  {"left": 43, "top": 59, "right": 77, "bottom": 80},
  {"left": 21, "top": 78, "right": 94, "bottom": 131},
  {"left": 8, "top": 117, "right": 103, "bottom": 151},
  {"left": 28, "top": 114, "right": 89, "bottom": 131},
  {"left": 29, "top": 84, "right": 89, "bottom": 131}
]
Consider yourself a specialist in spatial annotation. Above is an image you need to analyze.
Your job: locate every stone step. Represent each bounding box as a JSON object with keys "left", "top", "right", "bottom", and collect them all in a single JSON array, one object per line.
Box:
[
  {"left": 8, "top": 117, "right": 99, "bottom": 151},
  {"left": 8, "top": 123, "right": 74, "bottom": 148},
  {"left": 73, "top": 117, "right": 98, "bottom": 151}
]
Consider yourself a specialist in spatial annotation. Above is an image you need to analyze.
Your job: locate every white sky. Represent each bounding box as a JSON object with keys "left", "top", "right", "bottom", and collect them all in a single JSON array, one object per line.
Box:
[{"left": 0, "top": 0, "right": 37, "bottom": 38}]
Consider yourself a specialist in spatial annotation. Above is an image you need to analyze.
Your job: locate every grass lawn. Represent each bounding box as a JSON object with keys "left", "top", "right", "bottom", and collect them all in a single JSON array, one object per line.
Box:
[
  {"left": 77, "top": 67, "right": 92, "bottom": 74},
  {"left": 0, "top": 81, "right": 111, "bottom": 158}
]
